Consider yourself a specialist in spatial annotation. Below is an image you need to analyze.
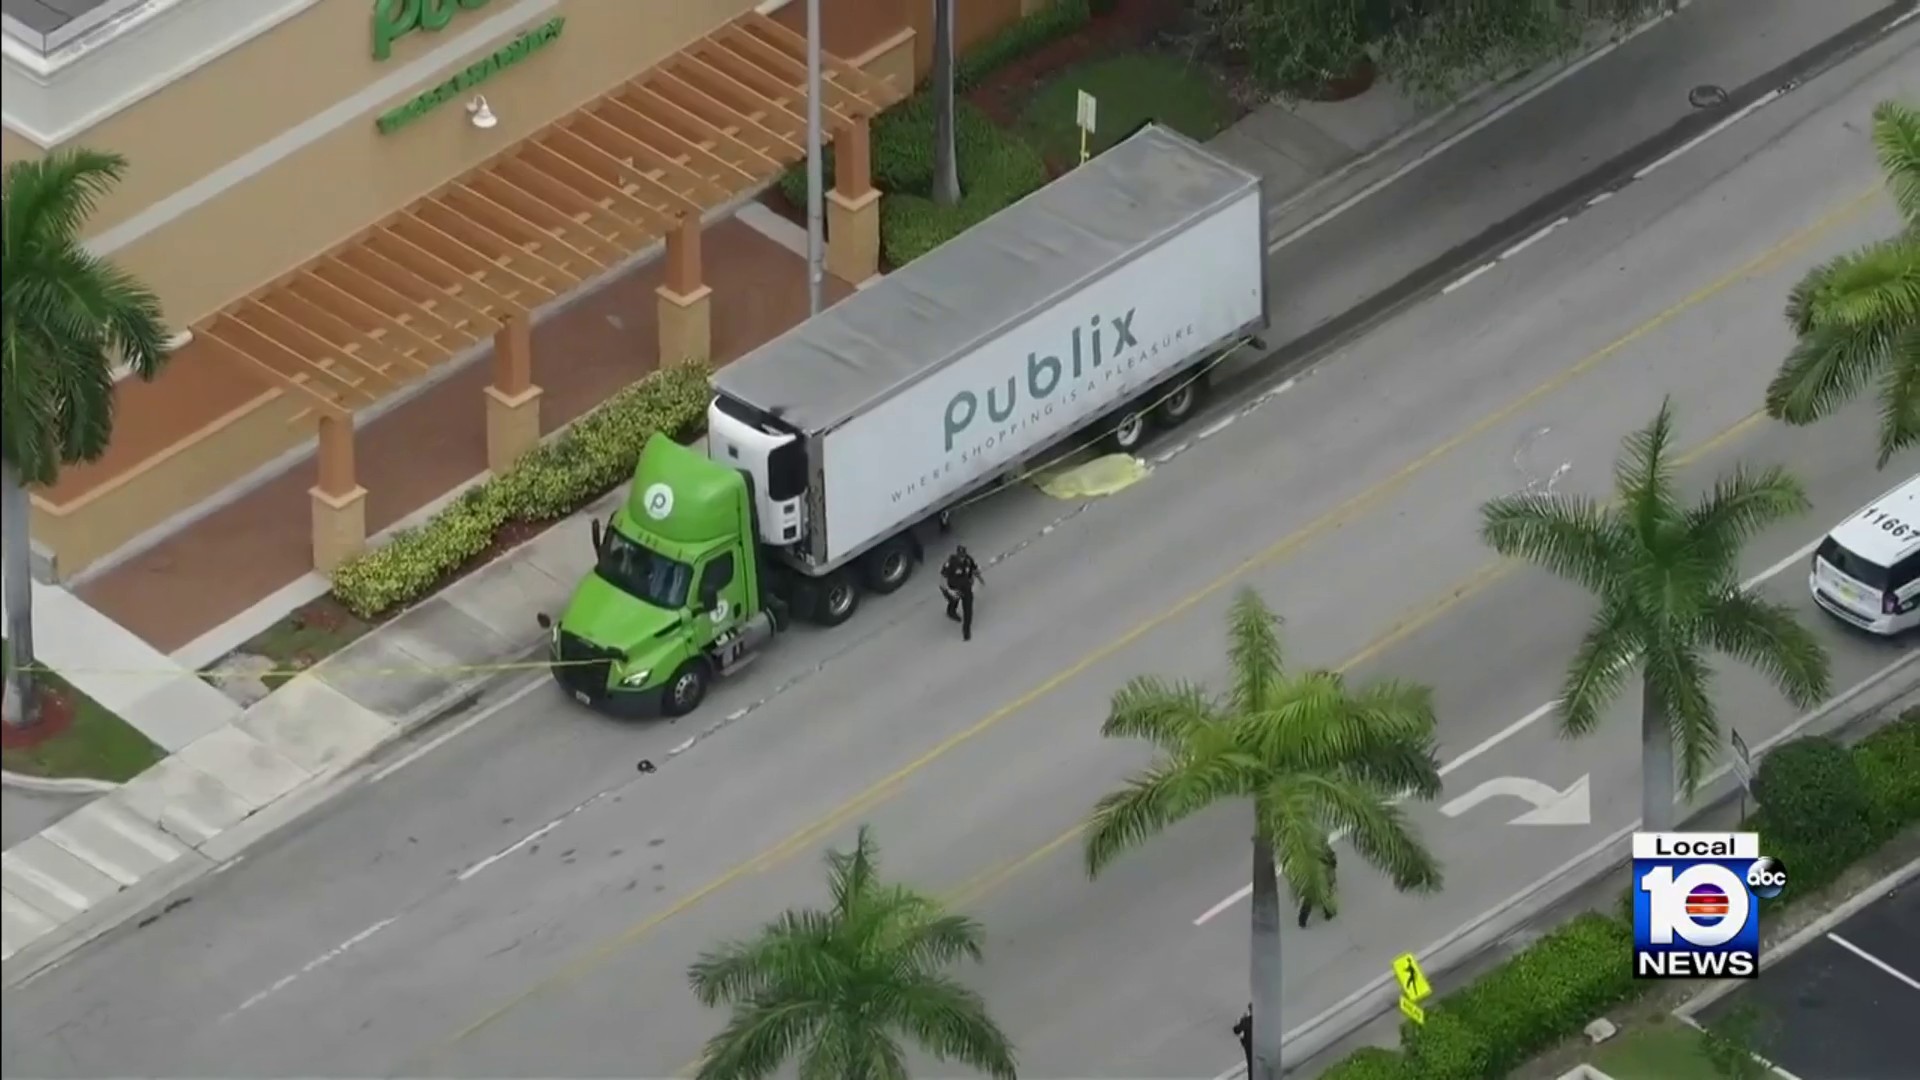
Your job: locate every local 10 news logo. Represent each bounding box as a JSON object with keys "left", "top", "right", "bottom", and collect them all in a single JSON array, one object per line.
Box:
[{"left": 1632, "top": 831, "right": 1786, "bottom": 979}]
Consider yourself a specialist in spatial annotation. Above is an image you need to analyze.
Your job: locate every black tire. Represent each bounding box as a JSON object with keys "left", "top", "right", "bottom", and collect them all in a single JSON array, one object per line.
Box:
[
  {"left": 859, "top": 537, "right": 916, "bottom": 594},
  {"left": 1106, "top": 408, "right": 1149, "bottom": 453},
  {"left": 812, "top": 570, "right": 861, "bottom": 627},
  {"left": 1152, "top": 373, "right": 1207, "bottom": 428},
  {"left": 660, "top": 659, "right": 710, "bottom": 718}
]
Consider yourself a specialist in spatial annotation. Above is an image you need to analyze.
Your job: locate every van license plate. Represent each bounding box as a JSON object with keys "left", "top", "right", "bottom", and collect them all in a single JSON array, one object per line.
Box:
[{"left": 573, "top": 691, "right": 591, "bottom": 705}]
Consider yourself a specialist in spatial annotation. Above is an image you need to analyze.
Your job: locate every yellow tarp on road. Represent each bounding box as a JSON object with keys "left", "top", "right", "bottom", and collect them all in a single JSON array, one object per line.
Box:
[{"left": 1035, "top": 454, "right": 1150, "bottom": 499}]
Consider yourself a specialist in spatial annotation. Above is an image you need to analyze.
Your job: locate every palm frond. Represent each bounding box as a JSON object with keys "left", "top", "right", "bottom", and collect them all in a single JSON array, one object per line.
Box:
[
  {"left": 1102, "top": 675, "right": 1218, "bottom": 749},
  {"left": 1262, "top": 782, "right": 1338, "bottom": 910},
  {"left": 1873, "top": 99, "right": 1920, "bottom": 230},
  {"left": 888, "top": 910, "right": 988, "bottom": 973},
  {"left": 1765, "top": 317, "right": 1892, "bottom": 428},
  {"left": 694, "top": 1000, "right": 822, "bottom": 1080},
  {"left": 688, "top": 909, "right": 839, "bottom": 1007},
  {"left": 1083, "top": 752, "right": 1256, "bottom": 877},
  {"left": 1641, "top": 640, "right": 1720, "bottom": 796},
  {"left": 1783, "top": 238, "right": 1920, "bottom": 335},
  {"left": 1320, "top": 677, "right": 1442, "bottom": 798},
  {"left": 1873, "top": 323, "right": 1920, "bottom": 466},
  {"left": 1557, "top": 600, "right": 1639, "bottom": 738},
  {"left": 3, "top": 150, "right": 129, "bottom": 250},
  {"left": 1226, "top": 587, "right": 1288, "bottom": 715},
  {"left": 1284, "top": 772, "right": 1442, "bottom": 894},
  {"left": 883, "top": 974, "right": 1019, "bottom": 1080},
  {"left": 1480, "top": 492, "right": 1624, "bottom": 592},
  {"left": 827, "top": 825, "right": 883, "bottom": 915},
  {"left": 1616, "top": 398, "right": 1683, "bottom": 541},
  {"left": 1683, "top": 463, "right": 1811, "bottom": 563},
  {"left": 1703, "top": 591, "right": 1831, "bottom": 710}
]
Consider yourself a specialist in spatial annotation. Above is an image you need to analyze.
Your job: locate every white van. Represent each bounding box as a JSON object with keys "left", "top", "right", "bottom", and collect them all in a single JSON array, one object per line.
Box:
[{"left": 1808, "top": 474, "right": 1920, "bottom": 635}]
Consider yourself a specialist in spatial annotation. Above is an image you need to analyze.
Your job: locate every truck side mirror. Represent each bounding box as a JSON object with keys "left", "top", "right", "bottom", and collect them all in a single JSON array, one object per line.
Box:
[{"left": 590, "top": 517, "right": 604, "bottom": 553}]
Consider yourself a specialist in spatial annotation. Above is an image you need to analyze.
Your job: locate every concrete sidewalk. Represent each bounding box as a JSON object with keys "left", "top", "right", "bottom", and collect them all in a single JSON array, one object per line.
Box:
[{"left": 0, "top": 490, "right": 610, "bottom": 963}]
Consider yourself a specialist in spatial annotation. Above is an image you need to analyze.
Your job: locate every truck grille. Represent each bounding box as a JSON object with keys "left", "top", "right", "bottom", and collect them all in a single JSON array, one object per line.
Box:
[{"left": 555, "top": 632, "right": 618, "bottom": 698}]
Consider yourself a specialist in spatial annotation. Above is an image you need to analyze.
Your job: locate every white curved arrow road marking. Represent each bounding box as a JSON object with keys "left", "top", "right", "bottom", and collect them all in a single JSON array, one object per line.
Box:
[{"left": 1440, "top": 774, "right": 1592, "bottom": 826}]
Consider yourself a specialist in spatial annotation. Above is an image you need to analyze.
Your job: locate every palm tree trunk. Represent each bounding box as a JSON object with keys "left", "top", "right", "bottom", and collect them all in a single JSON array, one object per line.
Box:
[
  {"left": 1, "top": 461, "right": 41, "bottom": 729},
  {"left": 1248, "top": 827, "right": 1283, "bottom": 1080},
  {"left": 931, "top": 0, "right": 961, "bottom": 206},
  {"left": 1640, "top": 676, "right": 1675, "bottom": 831}
]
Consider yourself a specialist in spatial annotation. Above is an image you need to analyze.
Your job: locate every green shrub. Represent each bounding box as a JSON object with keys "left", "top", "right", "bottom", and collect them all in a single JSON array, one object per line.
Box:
[
  {"left": 1316, "top": 1045, "right": 1409, "bottom": 1080},
  {"left": 956, "top": 0, "right": 1092, "bottom": 91},
  {"left": 1402, "top": 913, "right": 1643, "bottom": 1079},
  {"left": 1855, "top": 709, "right": 1920, "bottom": 834},
  {"left": 1752, "top": 734, "right": 1873, "bottom": 852},
  {"left": 329, "top": 362, "right": 710, "bottom": 618}
]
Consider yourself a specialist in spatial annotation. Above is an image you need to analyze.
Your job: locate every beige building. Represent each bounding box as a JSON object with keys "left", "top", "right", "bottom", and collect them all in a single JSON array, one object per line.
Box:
[{"left": 2, "top": 0, "right": 1030, "bottom": 585}]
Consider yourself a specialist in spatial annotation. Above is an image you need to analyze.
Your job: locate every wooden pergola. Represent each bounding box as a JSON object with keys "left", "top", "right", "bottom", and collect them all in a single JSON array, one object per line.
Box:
[{"left": 192, "top": 12, "right": 899, "bottom": 571}]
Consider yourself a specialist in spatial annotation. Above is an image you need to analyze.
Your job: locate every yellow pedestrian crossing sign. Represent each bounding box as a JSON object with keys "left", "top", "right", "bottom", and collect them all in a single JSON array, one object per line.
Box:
[
  {"left": 1393, "top": 953, "right": 1432, "bottom": 1002},
  {"left": 1399, "top": 996, "right": 1427, "bottom": 1025}
]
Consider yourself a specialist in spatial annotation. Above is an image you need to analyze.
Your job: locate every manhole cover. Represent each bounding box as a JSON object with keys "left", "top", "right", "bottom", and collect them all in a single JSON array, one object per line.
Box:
[{"left": 1689, "top": 84, "right": 1729, "bottom": 108}]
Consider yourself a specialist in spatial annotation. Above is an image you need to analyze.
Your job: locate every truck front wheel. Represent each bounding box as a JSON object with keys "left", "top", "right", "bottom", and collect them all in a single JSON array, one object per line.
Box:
[
  {"left": 859, "top": 536, "right": 916, "bottom": 594},
  {"left": 813, "top": 570, "right": 861, "bottom": 627},
  {"left": 661, "top": 659, "right": 711, "bottom": 718}
]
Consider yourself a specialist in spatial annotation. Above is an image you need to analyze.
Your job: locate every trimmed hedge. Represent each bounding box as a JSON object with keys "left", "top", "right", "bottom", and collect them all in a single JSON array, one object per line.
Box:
[
  {"left": 956, "top": 0, "right": 1091, "bottom": 91},
  {"left": 1316, "top": 711, "right": 1920, "bottom": 1080},
  {"left": 329, "top": 363, "right": 710, "bottom": 618}
]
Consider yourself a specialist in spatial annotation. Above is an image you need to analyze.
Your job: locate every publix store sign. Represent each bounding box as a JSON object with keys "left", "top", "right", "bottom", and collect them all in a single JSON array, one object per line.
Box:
[{"left": 372, "top": 0, "right": 565, "bottom": 134}]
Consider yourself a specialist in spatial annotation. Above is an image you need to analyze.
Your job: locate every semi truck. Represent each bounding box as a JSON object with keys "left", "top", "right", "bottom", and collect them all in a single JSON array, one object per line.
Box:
[{"left": 536, "top": 124, "right": 1268, "bottom": 717}]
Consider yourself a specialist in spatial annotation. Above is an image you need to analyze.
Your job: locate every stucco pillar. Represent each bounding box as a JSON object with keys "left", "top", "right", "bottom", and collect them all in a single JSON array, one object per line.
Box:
[
  {"left": 827, "top": 116, "right": 881, "bottom": 284},
  {"left": 485, "top": 315, "right": 542, "bottom": 475},
  {"left": 656, "top": 217, "right": 712, "bottom": 366},
  {"left": 310, "top": 412, "right": 366, "bottom": 573}
]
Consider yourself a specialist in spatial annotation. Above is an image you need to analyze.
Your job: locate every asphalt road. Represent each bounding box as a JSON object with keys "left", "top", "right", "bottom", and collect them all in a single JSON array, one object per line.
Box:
[
  {"left": 4, "top": 19, "right": 1918, "bottom": 1080},
  {"left": 1697, "top": 880, "right": 1919, "bottom": 1080}
]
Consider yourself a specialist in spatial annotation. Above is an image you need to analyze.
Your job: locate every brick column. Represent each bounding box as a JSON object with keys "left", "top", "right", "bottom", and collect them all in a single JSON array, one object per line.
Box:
[
  {"left": 827, "top": 115, "right": 881, "bottom": 285},
  {"left": 656, "top": 217, "right": 712, "bottom": 366},
  {"left": 310, "top": 412, "right": 367, "bottom": 572},
  {"left": 485, "top": 315, "right": 542, "bottom": 475}
]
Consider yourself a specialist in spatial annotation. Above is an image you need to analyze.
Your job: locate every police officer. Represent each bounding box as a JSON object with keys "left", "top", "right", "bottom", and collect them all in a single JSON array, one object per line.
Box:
[
  {"left": 940, "top": 545, "right": 983, "bottom": 641},
  {"left": 1232, "top": 1004, "right": 1253, "bottom": 1078},
  {"left": 1298, "top": 848, "right": 1338, "bottom": 928}
]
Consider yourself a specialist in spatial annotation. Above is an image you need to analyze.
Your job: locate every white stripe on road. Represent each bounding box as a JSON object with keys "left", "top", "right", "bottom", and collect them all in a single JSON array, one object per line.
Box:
[
  {"left": 1193, "top": 535, "right": 1823, "bottom": 925},
  {"left": 1442, "top": 262, "right": 1499, "bottom": 294},
  {"left": 1826, "top": 932, "right": 1920, "bottom": 990},
  {"left": 1501, "top": 218, "right": 1571, "bottom": 260},
  {"left": 220, "top": 917, "right": 398, "bottom": 1021},
  {"left": 368, "top": 675, "right": 549, "bottom": 785},
  {"left": 1634, "top": 90, "right": 1784, "bottom": 181}
]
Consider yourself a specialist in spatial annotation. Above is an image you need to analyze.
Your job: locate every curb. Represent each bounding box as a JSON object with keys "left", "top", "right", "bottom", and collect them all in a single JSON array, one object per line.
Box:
[
  {"left": 0, "top": 769, "right": 119, "bottom": 794},
  {"left": 1215, "top": 653, "right": 1918, "bottom": 1079},
  {"left": 1674, "top": 856, "right": 1920, "bottom": 1019}
]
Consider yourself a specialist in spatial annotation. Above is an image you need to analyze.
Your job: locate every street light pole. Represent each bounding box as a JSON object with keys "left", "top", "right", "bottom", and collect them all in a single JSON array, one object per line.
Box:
[{"left": 804, "top": 0, "right": 824, "bottom": 316}]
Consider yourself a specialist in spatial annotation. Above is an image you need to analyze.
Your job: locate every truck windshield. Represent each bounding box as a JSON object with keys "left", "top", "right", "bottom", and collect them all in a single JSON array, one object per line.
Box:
[{"left": 595, "top": 525, "right": 693, "bottom": 609}]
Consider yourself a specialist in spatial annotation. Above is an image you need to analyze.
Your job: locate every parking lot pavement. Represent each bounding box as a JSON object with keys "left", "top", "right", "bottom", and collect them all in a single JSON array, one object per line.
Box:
[{"left": 1697, "top": 878, "right": 1919, "bottom": 1080}]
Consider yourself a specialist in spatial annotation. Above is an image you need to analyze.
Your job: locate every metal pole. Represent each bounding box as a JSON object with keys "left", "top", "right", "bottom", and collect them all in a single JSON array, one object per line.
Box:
[{"left": 805, "top": 0, "right": 824, "bottom": 316}]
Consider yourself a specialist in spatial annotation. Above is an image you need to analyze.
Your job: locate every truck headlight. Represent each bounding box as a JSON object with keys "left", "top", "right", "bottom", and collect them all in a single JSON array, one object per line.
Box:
[{"left": 621, "top": 668, "right": 652, "bottom": 687}]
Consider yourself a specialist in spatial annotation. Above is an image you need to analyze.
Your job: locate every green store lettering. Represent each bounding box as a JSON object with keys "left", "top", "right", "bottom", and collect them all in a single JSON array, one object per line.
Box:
[
  {"left": 372, "top": 0, "right": 495, "bottom": 61},
  {"left": 375, "top": 17, "right": 565, "bottom": 135}
]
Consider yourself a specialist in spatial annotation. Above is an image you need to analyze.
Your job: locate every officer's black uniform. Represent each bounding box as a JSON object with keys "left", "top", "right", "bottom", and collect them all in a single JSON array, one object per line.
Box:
[
  {"left": 940, "top": 546, "right": 982, "bottom": 641},
  {"left": 1232, "top": 1005, "right": 1253, "bottom": 1078},
  {"left": 1298, "top": 849, "right": 1338, "bottom": 928}
]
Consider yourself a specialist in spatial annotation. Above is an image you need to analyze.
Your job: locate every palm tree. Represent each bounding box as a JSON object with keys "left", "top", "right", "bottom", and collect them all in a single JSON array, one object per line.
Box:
[
  {"left": 1763, "top": 99, "right": 1920, "bottom": 466},
  {"left": 1083, "top": 588, "right": 1444, "bottom": 1080},
  {"left": 931, "top": 0, "right": 961, "bottom": 205},
  {"left": 2, "top": 149, "right": 170, "bottom": 729},
  {"left": 1480, "top": 399, "right": 1832, "bottom": 836},
  {"left": 688, "top": 825, "right": 1017, "bottom": 1080}
]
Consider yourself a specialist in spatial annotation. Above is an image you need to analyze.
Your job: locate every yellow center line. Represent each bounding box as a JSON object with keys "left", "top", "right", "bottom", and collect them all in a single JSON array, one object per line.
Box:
[{"left": 432, "top": 184, "right": 1877, "bottom": 1059}]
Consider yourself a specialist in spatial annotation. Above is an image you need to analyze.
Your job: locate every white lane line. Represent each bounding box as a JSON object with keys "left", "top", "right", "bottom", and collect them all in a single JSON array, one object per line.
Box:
[
  {"left": 1193, "top": 535, "right": 1824, "bottom": 925},
  {"left": 453, "top": 786, "right": 619, "bottom": 883},
  {"left": 369, "top": 675, "right": 548, "bottom": 784},
  {"left": 1586, "top": 191, "right": 1615, "bottom": 207},
  {"left": 1634, "top": 89, "right": 1783, "bottom": 181},
  {"left": 1442, "top": 262, "right": 1499, "bottom": 295},
  {"left": 1826, "top": 932, "right": 1920, "bottom": 990},
  {"left": 1500, "top": 218, "right": 1571, "bottom": 260},
  {"left": 221, "top": 916, "right": 397, "bottom": 1021},
  {"left": 1889, "top": 4, "right": 1919, "bottom": 31}
]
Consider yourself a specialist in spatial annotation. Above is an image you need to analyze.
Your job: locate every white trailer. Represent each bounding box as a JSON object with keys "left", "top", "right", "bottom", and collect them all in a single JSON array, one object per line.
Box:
[{"left": 705, "top": 124, "right": 1268, "bottom": 624}]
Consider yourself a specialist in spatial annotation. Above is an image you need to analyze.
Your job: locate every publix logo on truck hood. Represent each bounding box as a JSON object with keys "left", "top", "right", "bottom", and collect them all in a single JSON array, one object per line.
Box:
[{"left": 943, "top": 307, "right": 1156, "bottom": 453}]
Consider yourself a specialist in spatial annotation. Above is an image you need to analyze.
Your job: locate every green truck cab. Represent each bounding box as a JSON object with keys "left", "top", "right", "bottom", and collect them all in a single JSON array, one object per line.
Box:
[{"left": 537, "top": 434, "right": 781, "bottom": 717}]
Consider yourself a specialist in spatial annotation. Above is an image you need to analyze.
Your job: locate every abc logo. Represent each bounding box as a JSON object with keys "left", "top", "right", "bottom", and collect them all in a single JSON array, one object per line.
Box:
[
  {"left": 1641, "top": 863, "right": 1753, "bottom": 947},
  {"left": 1745, "top": 856, "right": 1789, "bottom": 899}
]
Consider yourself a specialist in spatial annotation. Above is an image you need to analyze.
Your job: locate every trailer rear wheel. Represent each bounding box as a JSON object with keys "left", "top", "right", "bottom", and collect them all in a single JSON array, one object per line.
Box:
[
  {"left": 859, "top": 537, "right": 916, "bottom": 594},
  {"left": 1107, "top": 410, "right": 1148, "bottom": 453},
  {"left": 813, "top": 571, "right": 861, "bottom": 627},
  {"left": 1152, "top": 373, "right": 1207, "bottom": 427}
]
